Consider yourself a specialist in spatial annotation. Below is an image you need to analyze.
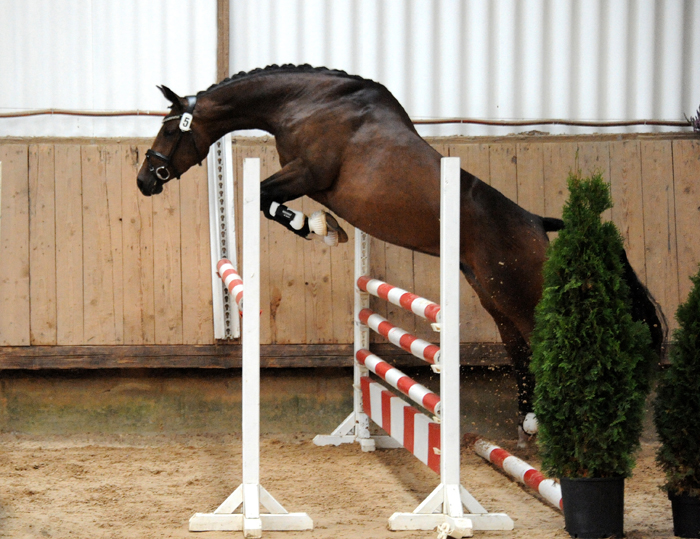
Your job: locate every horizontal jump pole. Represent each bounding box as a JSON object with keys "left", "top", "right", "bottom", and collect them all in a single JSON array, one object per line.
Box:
[
  {"left": 361, "top": 376, "right": 441, "bottom": 474},
  {"left": 217, "top": 259, "right": 243, "bottom": 313},
  {"left": 356, "top": 349, "right": 441, "bottom": 416},
  {"left": 474, "top": 439, "right": 562, "bottom": 510},
  {"left": 357, "top": 276, "right": 441, "bottom": 325},
  {"left": 358, "top": 308, "right": 440, "bottom": 364}
]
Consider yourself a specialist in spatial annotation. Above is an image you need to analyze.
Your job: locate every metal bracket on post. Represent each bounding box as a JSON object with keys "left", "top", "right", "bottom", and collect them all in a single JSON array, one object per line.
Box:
[{"left": 208, "top": 133, "right": 240, "bottom": 340}]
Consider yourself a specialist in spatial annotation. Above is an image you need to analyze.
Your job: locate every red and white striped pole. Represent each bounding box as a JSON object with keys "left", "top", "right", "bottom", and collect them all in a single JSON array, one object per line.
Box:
[
  {"left": 356, "top": 349, "right": 441, "bottom": 416},
  {"left": 217, "top": 259, "right": 243, "bottom": 313},
  {"left": 357, "top": 276, "right": 442, "bottom": 325},
  {"left": 358, "top": 308, "right": 440, "bottom": 364},
  {"left": 474, "top": 439, "right": 562, "bottom": 510}
]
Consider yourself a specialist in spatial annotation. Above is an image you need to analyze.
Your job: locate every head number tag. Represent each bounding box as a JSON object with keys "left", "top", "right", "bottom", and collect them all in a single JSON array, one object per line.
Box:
[{"left": 179, "top": 112, "right": 193, "bottom": 131}]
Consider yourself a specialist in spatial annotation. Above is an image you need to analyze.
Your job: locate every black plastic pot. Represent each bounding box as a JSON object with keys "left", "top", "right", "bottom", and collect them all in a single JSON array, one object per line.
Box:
[
  {"left": 560, "top": 477, "right": 624, "bottom": 538},
  {"left": 669, "top": 492, "right": 700, "bottom": 538}
]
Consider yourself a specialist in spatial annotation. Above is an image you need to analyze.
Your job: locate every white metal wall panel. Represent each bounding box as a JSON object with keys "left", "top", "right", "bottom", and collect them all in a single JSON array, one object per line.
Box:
[
  {"left": 230, "top": 0, "right": 700, "bottom": 137},
  {"left": 0, "top": 0, "right": 217, "bottom": 137}
]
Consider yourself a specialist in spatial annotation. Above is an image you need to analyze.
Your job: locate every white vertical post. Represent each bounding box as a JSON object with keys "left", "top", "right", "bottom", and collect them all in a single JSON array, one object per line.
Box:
[
  {"left": 440, "top": 156, "right": 463, "bottom": 517},
  {"left": 241, "top": 158, "right": 261, "bottom": 533},
  {"left": 190, "top": 158, "right": 312, "bottom": 536},
  {"left": 314, "top": 229, "right": 400, "bottom": 450},
  {"left": 388, "top": 158, "right": 513, "bottom": 535},
  {"left": 0, "top": 161, "right": 3, "bottom": 245},
  {"left": 354, "top": 231, "right": 373, "bottom": 447}
]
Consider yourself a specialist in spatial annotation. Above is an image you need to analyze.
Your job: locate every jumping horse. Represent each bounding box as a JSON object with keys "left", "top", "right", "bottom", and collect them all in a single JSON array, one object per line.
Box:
[{"left": 137, "top": 64, "right": 664, "bottom": 442}]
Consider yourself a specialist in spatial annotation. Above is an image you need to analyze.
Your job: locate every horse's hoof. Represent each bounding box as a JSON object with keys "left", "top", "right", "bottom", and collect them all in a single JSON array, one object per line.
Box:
[
  {"left": 522, "top": 412, "right": 538, "bottom": 435},
  {"left": 308, "top": 211, "right": 348, "bottom": 245},
  {"left": 308, "top": 210, "right": 328, "bottom": 237},
  {"left": 323, "top": 229, "right": 339, "bottom": 246},
  {"left": 324, "top": 213, "right": 349, "bottom": 243}
]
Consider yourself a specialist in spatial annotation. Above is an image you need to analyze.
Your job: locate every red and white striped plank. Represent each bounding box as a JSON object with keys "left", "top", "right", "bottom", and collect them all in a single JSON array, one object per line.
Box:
[
  {"left": 217, "top": 258, "right": 243, "bottom": 313},
  {"left": 357, "top": 276, "right": 441, "bottom": 324},
  {"left": 356, "top": 349, "right": 441, "bottom": 416},
  {"left": 474, "top": 439, "right": 563, "bottom": 510},
  {"left": 360, "top": 376, "right": 440, "bottom": 474},
  {"left": 358, "top": 308, "right": 440, "bottom": 364}
]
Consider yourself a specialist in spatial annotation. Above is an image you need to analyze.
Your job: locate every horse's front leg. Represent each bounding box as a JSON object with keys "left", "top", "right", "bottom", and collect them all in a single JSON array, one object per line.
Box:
[{"left": 260, "top": 158, "right": 347, "bottom": 244}]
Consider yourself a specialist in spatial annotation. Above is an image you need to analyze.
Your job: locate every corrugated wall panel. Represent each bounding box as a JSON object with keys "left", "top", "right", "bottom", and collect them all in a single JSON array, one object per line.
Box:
[
  {"left": 1, "top": 0, "right": 698, "bottom": 138},
  {"left": 0, "top": 0, "right": 217, "bottom": 137},
  {"left": 230, "top": 0, "right": 700, "bottom": 137}
]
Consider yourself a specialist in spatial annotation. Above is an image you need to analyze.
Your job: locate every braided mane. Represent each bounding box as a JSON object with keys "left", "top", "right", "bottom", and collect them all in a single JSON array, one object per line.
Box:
[{"left": 202, "top": 64, "right": 371, "bottom": 95}]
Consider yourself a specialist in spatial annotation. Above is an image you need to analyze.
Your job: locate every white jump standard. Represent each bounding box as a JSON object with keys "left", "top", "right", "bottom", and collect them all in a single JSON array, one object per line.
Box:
[
  {"left": 314, "top": 158, "right": 513, "bottom": 537},
  {"left": 190, "top": 158, "right": 312, "bottom": 537}
]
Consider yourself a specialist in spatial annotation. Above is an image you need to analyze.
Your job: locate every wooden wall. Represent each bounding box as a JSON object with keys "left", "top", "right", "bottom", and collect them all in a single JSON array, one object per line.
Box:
[
  {"left": 0, "top": 135, "right": 698, "bottom": 367},
  {"left": 0, "top": 142, "right": 213, "bottom": 348}
]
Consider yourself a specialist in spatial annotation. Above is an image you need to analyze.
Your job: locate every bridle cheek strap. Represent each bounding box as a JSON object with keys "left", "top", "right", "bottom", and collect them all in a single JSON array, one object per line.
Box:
[{"left": 146, "top": 95, "right": 203, "bottom": 181}]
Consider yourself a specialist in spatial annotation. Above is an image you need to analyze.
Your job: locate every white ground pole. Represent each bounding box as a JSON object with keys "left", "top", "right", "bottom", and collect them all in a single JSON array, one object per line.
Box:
[
  {"left": 208, "top": 133, "right": 240, "bottom": 339},
  {"left": 189, "top": 158, "right": 313, "bottom": 537},
  {"left": 314, "top": 158, "right": 513, "bottom": 536}
]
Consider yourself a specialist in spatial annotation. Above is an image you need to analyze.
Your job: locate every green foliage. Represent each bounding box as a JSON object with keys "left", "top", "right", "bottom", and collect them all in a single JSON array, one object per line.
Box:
[
  {"left": 654, "top": 265, "right": 700, "bottom": 497},
  {"left": 530, "top": 172, "right": 654, "bottom": 479}
]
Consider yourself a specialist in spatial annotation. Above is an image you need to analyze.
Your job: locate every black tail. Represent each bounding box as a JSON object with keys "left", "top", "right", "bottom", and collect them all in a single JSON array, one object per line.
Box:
[
  {"left": 620, "top": 249, "right": 668, "bottom": 359},
  {"left": 542, "top": 217, "right": 565, "bottom": 232},
  {"left": 540, "top": 214, "right": 664, "bottom": 356}
]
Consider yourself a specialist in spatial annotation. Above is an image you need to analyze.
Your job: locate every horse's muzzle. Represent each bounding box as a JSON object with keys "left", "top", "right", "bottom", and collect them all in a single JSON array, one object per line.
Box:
[{"left": 137, "top": 172, "right": 164, "bottom": 196}]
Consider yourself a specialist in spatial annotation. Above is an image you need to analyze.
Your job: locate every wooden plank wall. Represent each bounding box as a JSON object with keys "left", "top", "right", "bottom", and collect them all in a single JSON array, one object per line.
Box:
[
  {"left": 0, "top": 135, "right": 698, "bottom": 356},
  {"left": 0, "top": 142, "right": 213, "bottom": 348}
]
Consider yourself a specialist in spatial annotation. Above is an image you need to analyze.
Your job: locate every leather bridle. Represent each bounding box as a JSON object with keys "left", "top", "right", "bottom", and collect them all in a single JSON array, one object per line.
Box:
[{"left": 146, "top": 95, "right": 204, "bottom": 181}]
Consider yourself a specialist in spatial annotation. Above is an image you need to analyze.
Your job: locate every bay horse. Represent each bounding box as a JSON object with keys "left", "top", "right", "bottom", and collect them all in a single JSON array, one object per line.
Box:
[{"left": 137, "top": 64, "right": 664, "bottom": 442}]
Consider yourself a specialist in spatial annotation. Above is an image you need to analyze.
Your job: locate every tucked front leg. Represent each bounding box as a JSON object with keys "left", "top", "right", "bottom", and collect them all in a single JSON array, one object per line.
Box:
[
  {"left": 259, "top": 157, "right": 347, "bottom": 244},
  {"left": 260, "top": 157, "right": 316, "bottom": 206},
  {"left": 260, "top": 158, "right": 317, "bottom": 239}
]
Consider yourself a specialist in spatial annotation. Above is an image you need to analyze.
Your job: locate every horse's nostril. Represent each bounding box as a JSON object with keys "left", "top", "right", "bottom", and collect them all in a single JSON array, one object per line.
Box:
[{"left": 137, "top": 176, "right": 155, "bottom": 196}]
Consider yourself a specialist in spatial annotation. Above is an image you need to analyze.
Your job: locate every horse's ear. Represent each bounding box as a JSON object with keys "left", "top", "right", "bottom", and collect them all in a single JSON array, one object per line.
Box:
[{"left": 158, "top": 85, "right": 185, "bottom": 110}]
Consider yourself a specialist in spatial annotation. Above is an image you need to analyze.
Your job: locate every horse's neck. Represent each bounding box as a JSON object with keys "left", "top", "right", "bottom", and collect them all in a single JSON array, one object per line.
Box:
[{"left": 199, "top": 76, "right": 309, "bottom": 140}]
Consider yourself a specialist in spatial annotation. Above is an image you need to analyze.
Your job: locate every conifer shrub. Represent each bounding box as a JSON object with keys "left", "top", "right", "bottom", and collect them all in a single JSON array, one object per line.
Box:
[
  {"left": 654, "top": 265, "right": 700, "bottom": 497},
  {"left": 530, "top": 172, "right": 655, "bottom": 479}
]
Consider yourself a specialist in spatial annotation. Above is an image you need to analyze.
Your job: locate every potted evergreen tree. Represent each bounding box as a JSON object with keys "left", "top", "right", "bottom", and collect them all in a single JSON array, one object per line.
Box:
[
  {"left": 530, "top": 172, "right": 656, "bottom": 538},
  {"left": 654, "top": 265, "right": 700, "bottom": 538}
]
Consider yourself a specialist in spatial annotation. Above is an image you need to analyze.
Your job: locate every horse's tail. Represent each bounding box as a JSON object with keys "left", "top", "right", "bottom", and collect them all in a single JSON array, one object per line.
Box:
[
  {"left": 542, "top": 217, "right": 564, "bottom": 232},
  {"left": 540, "top": 214, "right": 666, "bottom": 357},
  {"left": 620, "top": 249, "right": 668, "bottom": 359}
]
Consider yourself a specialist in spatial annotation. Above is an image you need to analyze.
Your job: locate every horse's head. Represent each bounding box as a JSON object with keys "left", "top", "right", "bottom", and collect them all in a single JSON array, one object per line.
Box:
[{"left": 137, "top": 85, "right": 207, "bottom": 196}]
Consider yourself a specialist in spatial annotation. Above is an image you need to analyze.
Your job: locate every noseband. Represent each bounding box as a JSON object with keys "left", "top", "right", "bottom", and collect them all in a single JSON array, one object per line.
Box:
[{"left": 146, "top": 95, "right": 204, "bottom": 181}]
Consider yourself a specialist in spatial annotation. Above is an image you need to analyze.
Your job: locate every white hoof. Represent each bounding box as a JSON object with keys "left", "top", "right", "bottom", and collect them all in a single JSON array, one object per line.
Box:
[{"left": 523, "top": 412, "right": 538, "bottom": 435}]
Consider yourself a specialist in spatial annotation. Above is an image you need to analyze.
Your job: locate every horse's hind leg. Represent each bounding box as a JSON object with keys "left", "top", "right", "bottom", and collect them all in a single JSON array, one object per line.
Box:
[
  {"left": 484, "top": 306, "right": 535, "bottom": 437},
  {"left": 496, "top": 320, "right": 537, "bottom": 447},
  {"left": 461, "top": 266, "right": 536, "bottom": 445}
]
